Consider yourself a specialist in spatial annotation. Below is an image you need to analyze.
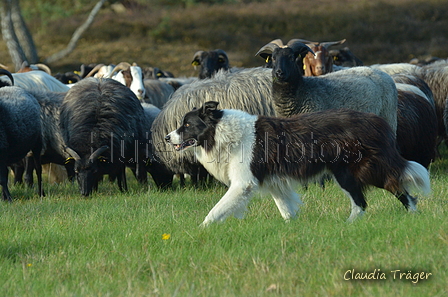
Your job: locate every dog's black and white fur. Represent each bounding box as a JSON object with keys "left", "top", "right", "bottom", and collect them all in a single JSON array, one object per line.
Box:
[{"left": 165, "top": 101, "right": 430, "bottom": 226}]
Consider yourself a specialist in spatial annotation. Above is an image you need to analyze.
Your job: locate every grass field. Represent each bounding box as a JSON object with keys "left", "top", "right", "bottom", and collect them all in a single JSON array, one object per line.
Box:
[{"left": 0, "top": 152, "right": 447, "bottom": 296}]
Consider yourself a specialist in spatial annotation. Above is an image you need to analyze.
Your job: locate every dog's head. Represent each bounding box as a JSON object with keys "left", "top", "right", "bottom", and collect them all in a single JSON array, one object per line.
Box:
[{"left": 165, "top": 101, "right": 223, "bottom": 151}]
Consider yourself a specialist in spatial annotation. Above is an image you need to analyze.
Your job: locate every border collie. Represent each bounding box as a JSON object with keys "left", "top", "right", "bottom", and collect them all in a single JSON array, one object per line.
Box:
[{"left": 165, "top": 101, "right": 430, "bottom": 226}]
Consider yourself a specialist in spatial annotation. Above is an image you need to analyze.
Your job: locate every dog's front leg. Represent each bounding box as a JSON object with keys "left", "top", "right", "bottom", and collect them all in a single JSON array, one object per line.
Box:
[{"left": 200, "top": 182, "right": 257, "bottom": 227}]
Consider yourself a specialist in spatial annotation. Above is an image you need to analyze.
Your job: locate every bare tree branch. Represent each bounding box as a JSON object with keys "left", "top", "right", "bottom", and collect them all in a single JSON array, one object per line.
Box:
[
  {"left": 44, "top": 0, "right": 107, "bottom": 64},
  {"left": 11, "top": 0, "right": 38, "bottom": 63},
  {"left": 0, "top": 0, "right": 27, "bottom": 71}
]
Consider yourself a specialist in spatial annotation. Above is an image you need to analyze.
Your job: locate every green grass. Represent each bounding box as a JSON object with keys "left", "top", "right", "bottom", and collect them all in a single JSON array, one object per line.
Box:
[{"left": 0, "top": 159, "right": 447, "bottom": 296}]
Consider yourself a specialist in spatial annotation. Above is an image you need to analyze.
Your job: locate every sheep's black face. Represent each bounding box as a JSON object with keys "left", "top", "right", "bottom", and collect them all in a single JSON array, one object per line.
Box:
[
  {"left": 197, "top": 51, "right": 229, "bottom": 79},
  {"left": 272, "top": 48, "right": 301, "bottom": 83},
  {"left": 74, "top": 159, "right": 100, "bottom": 196}
]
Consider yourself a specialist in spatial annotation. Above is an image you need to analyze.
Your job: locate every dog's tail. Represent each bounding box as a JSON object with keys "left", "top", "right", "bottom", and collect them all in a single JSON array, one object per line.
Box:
[{"left": 400, "top": 161, "right": 431, "bottom": 196}]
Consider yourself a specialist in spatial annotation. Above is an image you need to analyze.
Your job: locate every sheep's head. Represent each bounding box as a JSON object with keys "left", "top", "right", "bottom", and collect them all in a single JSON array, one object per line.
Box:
[
  {"left": 191, "top": 49, "right": 229, "bottom": 79},
  {"left": 329, "top": 47, "right": 364, "bottom": 67},
  {"left": 65, "top": 146, "right": 110, "bottom": 196},
  {"left": 109, "top": 62, "right": 146, "bottom": 100},
  {"left": 302, "top": 39, "right": 346, "bottom": 76},
  {"left": 255, "top": 39, "right": 314, "bottom": 83}
]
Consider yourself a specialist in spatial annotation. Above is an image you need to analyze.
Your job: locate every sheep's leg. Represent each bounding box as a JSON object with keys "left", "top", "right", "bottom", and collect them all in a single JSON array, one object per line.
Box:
[
  {"left": 267, "top": 183, "right": 303, "bottom": 221},
  {"left": 333, "top": 171, "right": 367, "bottom": 222},
  {"left": 33, "top": 155, "right": 45, "bottom": 197},
  {"left": 24, "top": 155, "right": 34, "bottom": 187},
  {"left": 201, "top": 182, "right": 258, "bottom": 227},
  {"left": 0, "top": 165, "right": 12, "bottom": 202},
  {"left": 117, "top": 165, "right": 128, "bottom": 192}
]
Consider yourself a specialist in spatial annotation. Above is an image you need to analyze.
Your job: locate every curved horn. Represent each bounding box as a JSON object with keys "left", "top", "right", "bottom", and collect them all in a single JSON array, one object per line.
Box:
[
  {"left": 192, "top": 51, "right": 205, "bottom": 65},
  {"left": 286, "top": 40, "right": 315, "bottom": 57},
  {"left": 287, "top": 38, "right": 319, "bottom": 46},
  {"left": 34, "top": 63, "right": 52, "bottom": 75},
  {"left": 0, "top": 69, "right": 14, "bottom": 86},
  {"left": 320, "top": 39, "right": 346, "bottom": 49},
  {"left": 65, "top": 147, "right": 81, "bottom": 161},
  {"left": 89, "top": 145, "right": 110, "bottom": 162},
  {"left": 85, "top": 63, "right": 106, "bottom": 78},
  {"left": 109, "top": 62, "right": 131, "bottom": 77},
  {"left": 255, "top": 39, "right": 284, "bottom": 59}
]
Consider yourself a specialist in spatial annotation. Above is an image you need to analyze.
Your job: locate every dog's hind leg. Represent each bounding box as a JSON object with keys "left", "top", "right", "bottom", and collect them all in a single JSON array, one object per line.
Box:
[
  {"left": 395, "top": 192, "right": 418, "bottom": 212},
  {"left": 267, "top": 182, "right": 303, "bottom": 221},
  {"left": 333, "top": 171, "right": 367, "bottom": 222},
  {"left": 200, "top": 181, "right": 258, "bottom": 227}
]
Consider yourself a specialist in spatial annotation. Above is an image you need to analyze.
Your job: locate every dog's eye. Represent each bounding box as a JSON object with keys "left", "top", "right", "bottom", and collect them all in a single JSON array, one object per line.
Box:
[{"left": 184, "top": 123, "right": 190, "bottom": 128}]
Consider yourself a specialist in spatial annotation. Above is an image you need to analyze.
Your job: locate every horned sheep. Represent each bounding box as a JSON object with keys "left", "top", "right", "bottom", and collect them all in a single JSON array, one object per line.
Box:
[
  {"left": 60, "top": 77, "right": 147, "bottom": 196},
  {"left": 255, "top": 39, "right": 398, "bottom": 133}
]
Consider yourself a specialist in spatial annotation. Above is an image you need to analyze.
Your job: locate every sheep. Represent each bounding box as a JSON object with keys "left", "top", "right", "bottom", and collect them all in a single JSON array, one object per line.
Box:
[
  {"left": 371, "top": 63, "right": 448, "bottom": 153},
  {"left": 328, "top": 47, "right": 364, "bottom": 67},
  {"left": 159, "top": 76, "right": 198, "bottom": 90},
  {"left": 138, "top": 103, "right": 175, "bottom": 188},
  {"left": 151, "top": 67, "right": 276, "bottom": 187},
  {"left": 106, "top": 62, "right": 146, "bottom": 100},
  {"left": 395, "top": 83, "right": 437, "bottom": 168},
  {"left": 60, "top": 77, "right": 147, "bottom": 196},
  {"left": 255, "top": 39, "right": 398, "bottom": 133},
  {"left": 192, "top": 49, "right": 231, "bottom": 79},
  {"left": 142, "top": 66, "right": 174, "bottom": 79},
  {"left": 53, "top": 72, "right": 82, "bottom": 84},
  {"left": 299, "top": 38, "right": 346, "bottom": 76},
  {"left": 0, "top": 76, "right": 44, "bottom": 201},
  {"left": 0, "top": 71, "right": 70, "bottom": 92},
  {"left": 84, "top": 62, "right": 146, "bottom": 100},
  {"left": 17, "top": 61, "right": 52, "bottom": 75},
  {"left": 16, "top": 89, "right": 75, "bottom": 185},
  {"left": 142, "top": 78, "right": 176, "bottom": 109},
  {"left": 85, "top": 63, "right": 115, "bottom": 78}
]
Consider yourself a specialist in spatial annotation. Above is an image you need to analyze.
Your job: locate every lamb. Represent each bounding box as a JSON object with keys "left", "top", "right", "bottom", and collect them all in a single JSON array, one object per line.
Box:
[
  {"left": 0, "top": 72, "right": 44, "bottom": 201},
  {"left": 255, "top": 39, "right": 398, "bottom": 133},
  {"left": 151, "top": 67, "right": 276, "bottom": 187},
  {"left": 60, "top": 77, "right": 147, "bottom": 196}
]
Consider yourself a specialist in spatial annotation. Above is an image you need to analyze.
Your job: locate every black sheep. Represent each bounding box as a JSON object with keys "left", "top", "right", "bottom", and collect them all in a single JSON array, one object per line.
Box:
[{"left": 60, "top": 77, "right": 147, "bottom": 196}]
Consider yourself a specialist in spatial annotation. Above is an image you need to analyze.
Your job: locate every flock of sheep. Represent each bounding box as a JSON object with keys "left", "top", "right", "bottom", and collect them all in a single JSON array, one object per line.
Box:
[{"left": 0, "top": 38, "right": 447, "bottom": 201}]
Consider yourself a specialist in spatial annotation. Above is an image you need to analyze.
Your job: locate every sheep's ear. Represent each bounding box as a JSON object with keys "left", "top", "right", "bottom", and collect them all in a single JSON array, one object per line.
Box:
[{"left": 202, "top": 101, "right": 219, "bottom": 113}]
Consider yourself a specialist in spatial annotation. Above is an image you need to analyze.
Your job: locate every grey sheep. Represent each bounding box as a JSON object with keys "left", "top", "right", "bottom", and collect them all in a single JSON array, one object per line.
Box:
[
  {"left": 256, "top": 39, "right": 398, "bottom": 133},
  {"left": 0, "top": 81, "right": 44, "bottom": 201}
]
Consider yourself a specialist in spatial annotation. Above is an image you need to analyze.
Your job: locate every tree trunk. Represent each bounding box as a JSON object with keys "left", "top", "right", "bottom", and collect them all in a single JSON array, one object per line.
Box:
[
  {"left": 11, "top": 0, "right": 38, "bottom": 63},
  {"left": 0, "top": 0, "right": 26, "bottom": 71}
]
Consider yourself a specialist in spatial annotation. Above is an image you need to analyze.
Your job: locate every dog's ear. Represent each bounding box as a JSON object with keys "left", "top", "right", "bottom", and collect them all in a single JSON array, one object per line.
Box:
[{"left": 201, "top": 101, "right": 219, "bottom": 114}]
